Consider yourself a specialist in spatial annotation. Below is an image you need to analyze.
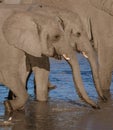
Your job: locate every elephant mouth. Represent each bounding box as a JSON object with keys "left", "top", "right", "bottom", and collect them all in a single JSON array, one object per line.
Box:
[
  {"left": 53, "top": 48, "right": 62, "bottom": 60},
  {"left": 62, "top": 52, "right": 88, "bottom": 60},
  {"left": 76, "top": 48, "right": 88, "bottom": 59}
]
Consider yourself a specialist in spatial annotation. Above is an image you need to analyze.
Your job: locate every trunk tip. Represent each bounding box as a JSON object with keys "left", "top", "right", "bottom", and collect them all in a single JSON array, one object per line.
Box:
[
  {"left": 92, "top": 104, "right": 100, "bottom": 109},
  {"left": 100, "top": 96, "right": 108, "bottom": 102}
]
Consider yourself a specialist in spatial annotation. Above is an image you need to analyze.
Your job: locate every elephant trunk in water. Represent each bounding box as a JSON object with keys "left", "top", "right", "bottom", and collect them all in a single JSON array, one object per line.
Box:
[
  {"left": 63, "top": 51, "right": 99, "bottom": 108},
  {"left": 58, "top": 42, "right": 99, "bottom": 108},
  {"left": 79, "top": 37, "right": 107, "bottom": 101}
]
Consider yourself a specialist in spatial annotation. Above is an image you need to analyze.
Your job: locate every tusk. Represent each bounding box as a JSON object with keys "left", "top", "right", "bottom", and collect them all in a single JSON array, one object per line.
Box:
[
  {"left": 63, "top": 54, "right": 70, "bottom": 61},
  {"left": 82, "top": 52, "right": 88, "bottom": 58}
]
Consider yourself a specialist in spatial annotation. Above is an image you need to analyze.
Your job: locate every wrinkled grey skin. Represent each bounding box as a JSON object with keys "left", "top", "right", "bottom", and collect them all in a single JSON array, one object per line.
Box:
[
  {"left": 29, "top": 5, "right": 106, "bottom": 103},
  {"left": 0, "top": 8, "right": 72, "bottom": 111},
  {"left": 33, "top": 0, "right": 113, "bottom": 91}
]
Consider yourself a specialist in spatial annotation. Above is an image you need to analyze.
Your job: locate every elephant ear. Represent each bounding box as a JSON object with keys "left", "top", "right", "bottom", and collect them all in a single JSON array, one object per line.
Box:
[
  {"left": 3, "top": 13, "right": 42, "bottom": 57},
  {"left": 90, "top": 0, "right": 113, "bottom": 16}
]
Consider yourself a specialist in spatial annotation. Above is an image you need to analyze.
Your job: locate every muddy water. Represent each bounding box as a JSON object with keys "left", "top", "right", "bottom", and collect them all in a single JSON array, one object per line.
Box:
[{"left": 0, "top": 54, "right": 113, "bottom": 130}]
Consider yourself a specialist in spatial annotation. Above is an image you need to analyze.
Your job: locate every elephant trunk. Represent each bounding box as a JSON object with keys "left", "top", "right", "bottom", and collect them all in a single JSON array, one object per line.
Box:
[
  {"left": 87, "top": 47, "right": 107, "bottom": 101},
  {"left": 63, "top": 51, "right": 100, "bottom": 108}
]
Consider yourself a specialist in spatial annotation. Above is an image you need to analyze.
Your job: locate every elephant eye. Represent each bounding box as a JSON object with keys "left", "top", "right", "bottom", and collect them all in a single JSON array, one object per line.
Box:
[
  {"left": 76, "top": 32, "right": 81, "bottom": 37},
  {"left": 53, "top": 34, "right": 60, "bottom": 41}
]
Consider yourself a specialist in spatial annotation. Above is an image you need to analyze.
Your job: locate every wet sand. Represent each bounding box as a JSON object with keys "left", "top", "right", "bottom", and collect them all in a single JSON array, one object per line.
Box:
[{"left": 0, "top": 54, "right": 113, "bottom": 130}]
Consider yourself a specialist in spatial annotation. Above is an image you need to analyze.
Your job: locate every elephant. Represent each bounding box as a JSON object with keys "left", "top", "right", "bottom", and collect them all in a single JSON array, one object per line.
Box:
[
  {"left": 0, "top": 8, "right": 74, "bottom": 112},
  {"left": 0, "top": 5, "right": 105, "bottom": 111}
]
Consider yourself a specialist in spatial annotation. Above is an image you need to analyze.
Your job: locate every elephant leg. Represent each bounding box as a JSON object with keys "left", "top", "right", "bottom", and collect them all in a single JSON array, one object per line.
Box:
[
  {"left": 99, "top": 64, "right": 112, "bottom": 91},
  {"left": 4, "top": 75, "right": 28, "bottom": 112},
  {"left": 32, "top": 66, "right": 49, "bottom": 101},
  {"left": 4, "top": 57, "right": 29, "bottom": 112},
  {"left": 27, "top": 55, "right": 51, "bottom": 101},
  {"left": 98, "top": 46, "right": 113, "bottom": 91}
]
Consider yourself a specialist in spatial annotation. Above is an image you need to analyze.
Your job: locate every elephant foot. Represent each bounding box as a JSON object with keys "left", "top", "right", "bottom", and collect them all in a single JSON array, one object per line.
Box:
[
  {"left": 102, "top": 89, "right": 111, "bottom": 99},
  {"left": 4, "top": 101, "right": 13, "bottom": 113},
  {"left": 85, "top": 98, "right": 101, "bottom": 109},
  {"left": 92, "top": 104, "right": 100, "bottom": 109},
  {"left": 100, "top": 95, "right": 108, "bottom": 102},
  {"left": 4, "top": 100, "right": 25, "bottom": 113}
]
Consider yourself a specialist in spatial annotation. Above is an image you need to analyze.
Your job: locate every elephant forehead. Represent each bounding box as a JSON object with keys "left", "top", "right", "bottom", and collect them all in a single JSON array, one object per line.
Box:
[{"left": 45, "top": 22, "right": 63, "bottom": 34}]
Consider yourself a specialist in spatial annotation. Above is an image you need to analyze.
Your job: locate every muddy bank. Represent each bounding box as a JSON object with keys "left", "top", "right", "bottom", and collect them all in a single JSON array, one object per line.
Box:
[{"left": 0, "top": 54, "right": 113, "bottom": 130}]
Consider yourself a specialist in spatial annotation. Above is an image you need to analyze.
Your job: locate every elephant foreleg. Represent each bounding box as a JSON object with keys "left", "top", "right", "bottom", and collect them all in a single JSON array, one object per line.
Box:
[
  {"left": 32, "top": 66, "right": 49, "bottom": 101},
  {"left": 29, "top": 55, "right": 50, "bottom": 101},
  {"left": 27, "top": 55, "right": 56, "bottom": 101},
  {"left": 98, "top": 47, "right": 113, "bottom": 91},
  {"left": 99, "top": 64, "right": 112, "bottom": 91}
]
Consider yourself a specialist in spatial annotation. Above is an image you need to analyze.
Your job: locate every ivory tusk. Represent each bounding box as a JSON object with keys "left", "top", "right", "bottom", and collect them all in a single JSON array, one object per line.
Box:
[
  {"left": 82, "top": 52, "right": 88, "bottom": 58},
  {"left": 63, "top": 54, "right": 70, "bottom": 61}
]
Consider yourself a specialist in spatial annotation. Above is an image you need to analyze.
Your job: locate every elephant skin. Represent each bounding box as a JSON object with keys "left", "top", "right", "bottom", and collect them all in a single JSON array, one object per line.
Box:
[
  {"left": 90, "top": 0, "right": 113, "bottom": 16},
  {"left": 1, "top": 0, "right": 33, "bottom": 4}
]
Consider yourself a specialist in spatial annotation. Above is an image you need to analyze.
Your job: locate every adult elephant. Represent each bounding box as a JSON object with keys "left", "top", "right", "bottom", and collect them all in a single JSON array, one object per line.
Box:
[
  {"left": 33, "top": 0, "right": 113, "bottom": 91},
  {"left": 0, "top": 8, "right": 100, "bottom": 112}
]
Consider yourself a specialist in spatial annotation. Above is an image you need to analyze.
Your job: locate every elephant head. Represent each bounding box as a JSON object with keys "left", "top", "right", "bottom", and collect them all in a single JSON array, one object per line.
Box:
[
  {"left": 3, "top": 11, "right": 104, "bottom": 108},
  {"left": 3, "top": 12, "right": 68, "bottom": 58}
]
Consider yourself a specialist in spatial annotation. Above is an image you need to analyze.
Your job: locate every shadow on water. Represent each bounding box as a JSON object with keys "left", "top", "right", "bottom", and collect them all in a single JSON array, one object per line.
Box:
[{"left": 0, "top": 54, "right": 113, "bottom": 130}]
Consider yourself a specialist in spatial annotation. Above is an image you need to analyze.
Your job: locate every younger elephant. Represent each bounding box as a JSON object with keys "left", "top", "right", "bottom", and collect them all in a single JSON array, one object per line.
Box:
[{"left": 1, "top": 10, "right": 67, "bottom": 112}]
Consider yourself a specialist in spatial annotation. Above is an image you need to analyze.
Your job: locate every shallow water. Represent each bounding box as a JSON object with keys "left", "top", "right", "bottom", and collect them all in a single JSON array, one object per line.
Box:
[{"left": 0, "top": 54, "right": 113, "bottom": 130}]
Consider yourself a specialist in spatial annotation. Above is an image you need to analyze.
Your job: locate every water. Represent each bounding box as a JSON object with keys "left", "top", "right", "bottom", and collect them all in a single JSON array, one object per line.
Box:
[{"left": 0, "top": 54, "right": 113, "bottom": 130}]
